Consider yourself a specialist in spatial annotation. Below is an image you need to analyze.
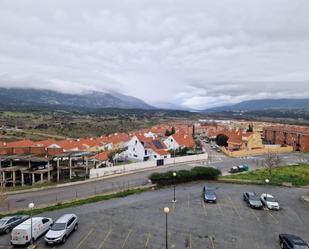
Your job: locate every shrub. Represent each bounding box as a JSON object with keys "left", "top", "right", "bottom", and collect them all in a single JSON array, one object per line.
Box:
[{"left": 150, "top": 167, "right": 221, "bottom": 186}]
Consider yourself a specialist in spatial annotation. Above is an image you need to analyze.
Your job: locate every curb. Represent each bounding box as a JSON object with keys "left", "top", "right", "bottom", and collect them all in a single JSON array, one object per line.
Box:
[
  {"left": 302, "top": 196, "right": 309, "bottom": 204},
  {"left": 5, "top": 160, "right": 206, "bottom": 196}
]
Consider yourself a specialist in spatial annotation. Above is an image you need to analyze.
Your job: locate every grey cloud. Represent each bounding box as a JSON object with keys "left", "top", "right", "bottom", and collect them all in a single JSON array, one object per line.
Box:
[{"left": 0, "top": 0, "right": 309, "bottom": 109}]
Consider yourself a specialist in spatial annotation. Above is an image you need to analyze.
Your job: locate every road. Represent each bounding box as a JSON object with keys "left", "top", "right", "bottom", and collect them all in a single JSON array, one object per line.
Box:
[
  {"left": 1, "top": 150, "right": 308, "bottom": 213},
  {"left": 0, "top": 182, "right": 308, "bottom": 249}
]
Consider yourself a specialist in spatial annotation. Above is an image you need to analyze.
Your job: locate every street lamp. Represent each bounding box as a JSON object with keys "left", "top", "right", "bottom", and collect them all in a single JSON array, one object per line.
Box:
[
  {"left": 265, "top": 179, "right": 270, "bottom": 209},
  {"left": 172, "top": 172, "right": 177, "bottom": 203},
  {"left": 28, "top": 202, "right": 35, "bottom": 244},
  {"left": 164, "top": 207, "right": 170, "bottom": 249}
]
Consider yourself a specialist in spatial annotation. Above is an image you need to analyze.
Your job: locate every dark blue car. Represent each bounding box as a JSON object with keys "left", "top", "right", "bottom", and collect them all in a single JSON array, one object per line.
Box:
[{"left": 203, "top": 186, "right": 217, "bottom": 203}]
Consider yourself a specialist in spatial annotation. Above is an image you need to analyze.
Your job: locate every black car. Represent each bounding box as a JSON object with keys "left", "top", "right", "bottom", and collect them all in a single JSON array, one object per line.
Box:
[
  {"left": 203, "top": 186, "right": 217, "bottom": 203},
  {"left": 243, "top": 192, "right": 263, "bottom": 209},
  {"left": 279, "top": 234, "right": 309, "bottom": 249},
  {"left": 0, "top": 215, "right": 30, "bottom": 234}
]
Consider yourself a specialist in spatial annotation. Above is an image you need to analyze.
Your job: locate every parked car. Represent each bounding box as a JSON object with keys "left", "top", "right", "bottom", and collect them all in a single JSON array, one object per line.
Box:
[
  {"left": 229, "top": 165, "right": 249, "bottom": 173},
  {"left": 0, "top": 215, "right": 29, "bottom": 234},
  {"left": 11, "top": 217, "right": 53, "bottom": 246},
  {"left": 260, "top": 193, "right": 280, "bottom": 210},
  {"left": 203, "top": 186, "right": 217, "bottom": 203},
  {"left": 45, "top": 214, "right": 78, "bottom": 245},
  {"left": 279, "top": 234, "right": 308, "bottom": 249},
  {"left": 243, "top": 192, "right": 263, "bottom": 209}
]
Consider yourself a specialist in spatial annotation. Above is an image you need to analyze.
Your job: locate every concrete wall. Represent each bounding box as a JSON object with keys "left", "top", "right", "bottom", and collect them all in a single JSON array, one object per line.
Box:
[{"left": 90, "top": 153, "right": 208, "bottom": 179}]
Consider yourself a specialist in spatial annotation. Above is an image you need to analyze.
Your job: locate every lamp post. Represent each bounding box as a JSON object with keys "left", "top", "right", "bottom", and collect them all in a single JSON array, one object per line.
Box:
[
  {"left": 172, "top": 172, "right": 177, "bottom": 203},
  {"left": 28, "top": 202, "right": 35, "bottom": 244},
  {"left": 265, "top": 179, "right": 270, "bottom": 209},
  {"left": 164, "top": 207, "right": 170, "bottom": 249}
]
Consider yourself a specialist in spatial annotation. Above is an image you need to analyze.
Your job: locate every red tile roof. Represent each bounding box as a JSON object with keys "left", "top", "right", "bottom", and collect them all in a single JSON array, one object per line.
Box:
[
  {"left": 107, "top": 133, "right": 131, "bottom": 145},
  {"left": 0, "top": 141, "right": 6, "bottom": 147},
  {"left": 35, "top": 139, "right": 58, "bottom": 147},
  {"left": 94, "top": 151, "right": 109, "bottom": 161},
  {"left": 173, "top": 133, "right": 195, "bottom": 148},
  {"left": 6, "top": 139, "right": 36, "bottom": 148}
]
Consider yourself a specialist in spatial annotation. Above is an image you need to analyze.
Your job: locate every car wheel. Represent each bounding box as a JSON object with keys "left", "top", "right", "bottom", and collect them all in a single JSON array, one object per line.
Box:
[
  {"left": 74, "top": 223, "right": 78, "bottom": 232},
  {"left": 4, "top": 228, "right": 10, "bottom": 234},
  {"left": 62, "top": 235, "right": 67, "bottom": 244}
]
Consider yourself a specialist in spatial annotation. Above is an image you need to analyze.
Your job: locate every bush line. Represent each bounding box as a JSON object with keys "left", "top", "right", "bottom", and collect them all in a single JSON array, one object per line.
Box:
[{"left": 150, "top": 166, "right": 221, "bottom": 186}]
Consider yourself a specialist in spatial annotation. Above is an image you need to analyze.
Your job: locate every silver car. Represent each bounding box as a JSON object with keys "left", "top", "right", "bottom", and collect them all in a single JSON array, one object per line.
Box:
[
  {"left": 0, "top": 215, "right": 29, "bottom": 234},
  {"left": 44, "top": 214, "right": 78, "bottom": 244}
]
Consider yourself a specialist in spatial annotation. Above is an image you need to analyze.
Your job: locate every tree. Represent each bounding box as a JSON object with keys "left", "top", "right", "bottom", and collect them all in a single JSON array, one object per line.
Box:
[
  {"left": 264, "top": 153, "right": 281, "bottom": 180},
  {"left": 216, "top": 134, "right": 229, "bottom": 147}
]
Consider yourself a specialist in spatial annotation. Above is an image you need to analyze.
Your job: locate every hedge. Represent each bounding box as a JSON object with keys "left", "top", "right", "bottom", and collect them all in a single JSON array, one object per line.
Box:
[{"left": 150, "top": 167, "right": 221, "bottom": 186}]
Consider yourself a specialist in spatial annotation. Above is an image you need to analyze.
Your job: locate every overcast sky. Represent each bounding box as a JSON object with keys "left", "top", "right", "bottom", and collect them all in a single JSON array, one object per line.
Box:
[{"left": 1, "top": 0, "right": 309, "bottom": 109}]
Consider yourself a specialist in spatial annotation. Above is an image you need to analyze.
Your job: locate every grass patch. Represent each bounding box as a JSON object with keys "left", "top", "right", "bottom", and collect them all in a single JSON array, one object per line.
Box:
[
  {"left": 0, "top": 188, "right": 149, "bottom": 218},
  {"left": 221, "top": 164, "right": 309, "bottom": 187},
  {"left": 150, "top": 166, "right": 221, "bottom": 186}
]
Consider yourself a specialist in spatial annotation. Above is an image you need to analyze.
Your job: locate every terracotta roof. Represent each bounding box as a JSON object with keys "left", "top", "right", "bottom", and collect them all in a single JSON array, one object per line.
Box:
[
  {"left": 94, "top": 151, "right": 109, "bottom": 161},
  {"left": 6, "top": 139, "right": 36, "bottom": 148},
  {"left": 0, "top": 141, "right": 6, "bottom": 147},
  {"left": 135, "top": 133, "right": 153, "bottom": 143},
  {"left": 172, "top": 133, "right": 195, "bottom": 148},
  {"left": 56, "top": 140, "right": 82, "bottom": 151},
  {"left": 227, "top": 131, "right": 243, "bottom": 145},
  {"left": 35, "top": 139, "right": 58, "bottom": 147},
  {"left": 107, "top": 133, "right": 131, "bottom": 145}
]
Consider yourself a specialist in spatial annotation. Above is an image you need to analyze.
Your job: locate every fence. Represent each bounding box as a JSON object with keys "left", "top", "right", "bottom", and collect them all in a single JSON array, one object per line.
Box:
[
  {"left": 0, "top": 178, "right": 150, "bottom": 213},
  {"left": 90, "top": 153, "right": 208, "bottom": 179}
]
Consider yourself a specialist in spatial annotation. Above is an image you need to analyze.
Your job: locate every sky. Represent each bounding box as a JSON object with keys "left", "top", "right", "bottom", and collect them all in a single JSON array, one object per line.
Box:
[{"left": 0, "top": 0, "right": 309, "bottom": 110}]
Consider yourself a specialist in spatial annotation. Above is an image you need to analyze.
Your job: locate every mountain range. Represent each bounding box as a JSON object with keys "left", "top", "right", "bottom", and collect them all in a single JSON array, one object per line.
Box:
[
  {"left": 0, "top": 88, "right": 153, "bottom": 110},
  {"left": 204, "top": 98, "right": 309, "bottom": 112}
]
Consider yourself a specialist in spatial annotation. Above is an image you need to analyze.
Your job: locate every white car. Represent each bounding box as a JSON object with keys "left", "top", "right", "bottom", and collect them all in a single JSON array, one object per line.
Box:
[
  {"left": 11, "top": 217, "right": 53, "bottom": 246},
  {"left": 260, "top": 193, "right": 280, "bottom": 210}
]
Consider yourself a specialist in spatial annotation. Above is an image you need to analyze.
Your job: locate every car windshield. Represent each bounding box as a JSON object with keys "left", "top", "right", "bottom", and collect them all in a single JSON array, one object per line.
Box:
[
  {"left": 51, "top": 223, "right": 66, "bottom": 231},
  {"left": 205, "top": 190, "right": 214, "bottom": 195},
  {"left": 265, "top": 197, "right": 277, "bottom": 202},
  {"left": 0, "top": 219, "right": 8, "bottom": 226},
  {"left": 249, "top": 196, "right": 260, "bottom": 201}
]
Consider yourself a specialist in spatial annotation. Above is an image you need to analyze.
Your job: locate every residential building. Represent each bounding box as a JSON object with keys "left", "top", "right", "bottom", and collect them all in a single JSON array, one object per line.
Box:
[{"left": 263, "top": 125, "right": 309, "bottom": 152}]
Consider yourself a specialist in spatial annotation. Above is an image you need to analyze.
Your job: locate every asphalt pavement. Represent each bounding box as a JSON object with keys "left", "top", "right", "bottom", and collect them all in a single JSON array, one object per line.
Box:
[{"left": 0, "top": 182, "right": 308, "bottom": 249}]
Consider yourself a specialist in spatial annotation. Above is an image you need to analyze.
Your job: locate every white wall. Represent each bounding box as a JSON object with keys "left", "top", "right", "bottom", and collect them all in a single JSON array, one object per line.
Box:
[
  {"left": 90, "top": 153, "right": 208, "bottom": 178},
  {"left": 126, "top": 136, "right": 146, "bottom": 161},
  {"left": 163, "top": 135, "right": 180, "bottom": 150}
]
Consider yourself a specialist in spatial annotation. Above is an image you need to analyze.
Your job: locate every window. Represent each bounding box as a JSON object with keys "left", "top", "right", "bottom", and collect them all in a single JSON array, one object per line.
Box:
[
  {"left": 154, "top": 155, "right": 157, "bottom": 158},
  {"left": 67, "top": 217, "right": 75, "bottom": 227},
  {"left": 42, "top": 218, "right": 50, "bottom": 224}
]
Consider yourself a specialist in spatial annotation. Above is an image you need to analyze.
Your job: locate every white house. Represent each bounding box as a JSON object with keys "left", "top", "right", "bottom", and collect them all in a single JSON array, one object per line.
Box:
[
  {"left": 163, "top": 135, "right": 180, "bottom": 150},
  {"left": 126, "top": 136, "right": 146, "bottom": 161},
  {"left": 126, "top": 135, "right": 170, "bottom": 161}
]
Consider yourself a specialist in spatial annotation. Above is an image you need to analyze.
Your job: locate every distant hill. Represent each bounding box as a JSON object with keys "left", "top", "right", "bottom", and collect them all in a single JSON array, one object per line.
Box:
[
  {"left": 204, "top": 98, "right": 309, "bottom": 112},
  {"left": 0, "top": 88, "right": 154, "bottom": 110}
]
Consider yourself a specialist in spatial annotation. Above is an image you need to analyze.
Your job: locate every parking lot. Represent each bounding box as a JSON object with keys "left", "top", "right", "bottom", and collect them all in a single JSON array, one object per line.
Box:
[{"left": 0, "top": 182, "right": 308, "bottom": 249}]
